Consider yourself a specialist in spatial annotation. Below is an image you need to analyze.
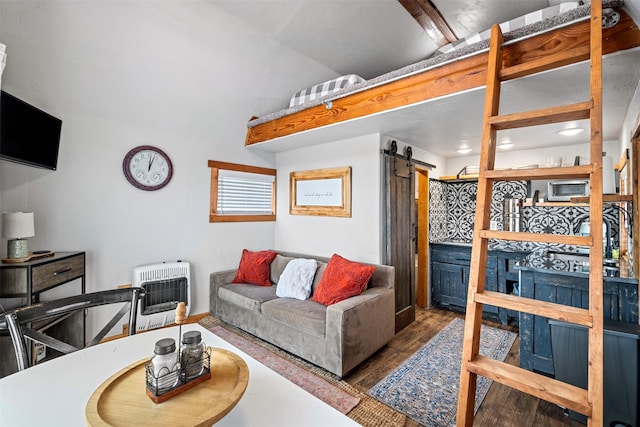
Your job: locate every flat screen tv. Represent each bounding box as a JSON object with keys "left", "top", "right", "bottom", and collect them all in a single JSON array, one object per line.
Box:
[{"left": 1, "top": 90, "right": 62, "bottom": 170}]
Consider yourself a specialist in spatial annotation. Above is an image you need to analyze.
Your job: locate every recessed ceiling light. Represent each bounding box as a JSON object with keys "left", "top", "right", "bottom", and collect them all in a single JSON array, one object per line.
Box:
[
  {"left": 558, "top": 127, "right": 584, "bottom": 136},
  {"left": 457, "top": 148, "right": 472, "bottom": 154},
  {"left": 498, "top": 143, "right": 514, "bottom": 149}
]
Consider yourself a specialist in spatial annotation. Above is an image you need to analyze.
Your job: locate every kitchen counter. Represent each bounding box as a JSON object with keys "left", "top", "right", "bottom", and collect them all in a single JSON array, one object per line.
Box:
[
  {"left": 430, "top": 243, "right": 529, "bottom": 324},
  {"left": 518, "top": 252, "right": 637, "bottom": 283},
  {"left": 435, "top": 241, "right": 472, "bottom": 247},
  {"left": 433, "top": 241, "right": 527, "bottom": 256},
  {"left": 434, "top": 241, "right": 637, "bottom": 283}
]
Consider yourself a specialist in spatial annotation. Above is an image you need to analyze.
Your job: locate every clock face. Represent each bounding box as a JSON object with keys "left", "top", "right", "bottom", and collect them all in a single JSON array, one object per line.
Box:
[{"left": 122, "top": 145, "right": 173, "bottom": 191}]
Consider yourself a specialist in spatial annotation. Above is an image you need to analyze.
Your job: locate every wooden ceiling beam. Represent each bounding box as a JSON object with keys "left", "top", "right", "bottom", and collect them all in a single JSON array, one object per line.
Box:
[{"left": 398, "top": 0, "right": 457, "bottom": 47}]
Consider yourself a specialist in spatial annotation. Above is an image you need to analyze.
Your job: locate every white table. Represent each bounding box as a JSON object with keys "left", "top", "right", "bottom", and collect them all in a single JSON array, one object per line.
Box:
[{"left": 0, "top": 324, "right": 359, "bottom": 426}]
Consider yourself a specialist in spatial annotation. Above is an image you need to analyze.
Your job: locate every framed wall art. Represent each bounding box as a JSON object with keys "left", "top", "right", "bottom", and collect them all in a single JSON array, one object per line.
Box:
[{"left": 289, "top": 166, "right": 351, "bottom": 217}]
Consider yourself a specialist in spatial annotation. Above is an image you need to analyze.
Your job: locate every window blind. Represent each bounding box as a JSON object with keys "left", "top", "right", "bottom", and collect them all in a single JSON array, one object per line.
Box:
[{"left": 217, "top": 172, "right": 274, "bottom": 215}]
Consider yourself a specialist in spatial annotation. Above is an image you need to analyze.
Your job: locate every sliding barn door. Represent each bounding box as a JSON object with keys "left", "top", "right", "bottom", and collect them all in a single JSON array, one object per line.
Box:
[{"left": 383, "top": 154, "right": 416, "bottom": 332}]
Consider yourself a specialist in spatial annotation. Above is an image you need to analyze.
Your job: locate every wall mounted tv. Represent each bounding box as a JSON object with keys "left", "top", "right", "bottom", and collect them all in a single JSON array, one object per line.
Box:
[{"left": 1, "top": 90, "right": 62, "bottom": 170}]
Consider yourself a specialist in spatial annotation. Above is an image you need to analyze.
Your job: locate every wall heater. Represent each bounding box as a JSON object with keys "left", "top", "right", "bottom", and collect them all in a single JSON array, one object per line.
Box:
[{"left": 132, "top": 261, "right": 190, "bottom": 332}]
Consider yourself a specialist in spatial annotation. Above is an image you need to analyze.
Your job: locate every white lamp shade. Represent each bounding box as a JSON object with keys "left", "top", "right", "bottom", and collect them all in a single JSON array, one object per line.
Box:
[{"left": 2, "top": 212, "right": 35, "bottom": 239}]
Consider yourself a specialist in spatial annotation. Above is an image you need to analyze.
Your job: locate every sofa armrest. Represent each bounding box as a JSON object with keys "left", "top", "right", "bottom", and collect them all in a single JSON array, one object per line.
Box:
[
  {"left": 368, "top": 264, "right": 395, "bottom": 290},
  {"left": 324, "top": 287, "right": 395, "bottom": 376},
  {"left": 209, "top": 269, "right": 237, "bottom": 316}
]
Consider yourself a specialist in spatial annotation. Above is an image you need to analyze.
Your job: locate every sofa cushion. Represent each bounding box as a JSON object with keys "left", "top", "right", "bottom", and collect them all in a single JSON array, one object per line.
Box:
[
  {"left": 261, "top": 298, "right": 327, "bottom": 337},
  {"left": 312, "top": 254, "right": 375, "bottom": 305},
  {"left": 218, "top": 283, "right": 278, "bottom": 312},
  {"left": 311, "top": 262, "right": 327, "bottom": 294},
  {"left": 270, "top": 255, "right": 295, "bottom": 284},
  {"left": 276, "top": 258, "right": 318, "bottom": 300},
  {"left": 232, "top": 249, "right": 278, "bottom": 286}
]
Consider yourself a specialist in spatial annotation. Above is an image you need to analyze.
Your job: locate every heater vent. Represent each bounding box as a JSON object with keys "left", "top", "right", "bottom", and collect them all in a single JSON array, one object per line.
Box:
[{"left": 132, "top": 261, "right": 190, "bottom": 331}]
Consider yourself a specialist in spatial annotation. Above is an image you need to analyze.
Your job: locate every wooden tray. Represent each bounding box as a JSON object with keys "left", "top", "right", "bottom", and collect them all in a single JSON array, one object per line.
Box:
[
  {"left": 2, "top": 251, "right": 55, "bottom": 263},
  {"left": 86, "top": 347, "right": 249, "bottom": 427}
]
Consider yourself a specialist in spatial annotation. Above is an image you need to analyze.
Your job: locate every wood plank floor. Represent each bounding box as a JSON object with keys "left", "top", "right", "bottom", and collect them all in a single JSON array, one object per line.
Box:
[{"left": 344, "top": 307, "right": 586, "bottom": 426}]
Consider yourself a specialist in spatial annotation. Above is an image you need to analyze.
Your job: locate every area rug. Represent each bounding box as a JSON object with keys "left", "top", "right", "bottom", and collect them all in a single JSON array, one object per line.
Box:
[
  {"left": 209, "top": 324, "right": 359, "bottom": 414},
  {"left": 367, "top": 317, "right": 517, "bottom": 427},
  {"left": 198, "top": 316, "right": 406, "bottom": 426}
]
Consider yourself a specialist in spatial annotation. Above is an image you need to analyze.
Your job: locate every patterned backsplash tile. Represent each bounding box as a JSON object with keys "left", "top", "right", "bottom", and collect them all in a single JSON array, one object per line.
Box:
[
  {"left": 428, "top": 179, "right": 448, "bottom": 243},
  {"left": 444, "top": 180, "right": 528, "bottom": 242},
  {"left": 428, "top": 179, "right": 621, "bottom": 257}
]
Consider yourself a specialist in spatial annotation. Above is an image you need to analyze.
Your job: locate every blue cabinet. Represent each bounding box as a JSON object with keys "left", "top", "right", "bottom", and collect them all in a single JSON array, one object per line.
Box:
[
  {"left": 430, "top": 244, "right": 524, "bottom": 321},
  {"left": 519, "top": 268, "right": 639, "bottom": 376},
  {"left": 549, "top": 319, "right": 640, "bottom": 425},
  {"left": 431, "top": 260, "right": 469, "bottom": 308},
  {"left": 431, "top": 244, "right": 478, "bottom": 311}
]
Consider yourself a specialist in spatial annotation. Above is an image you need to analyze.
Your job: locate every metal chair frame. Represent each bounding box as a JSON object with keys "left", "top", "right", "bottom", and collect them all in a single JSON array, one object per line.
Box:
[{"left": 0, "top": 287, "right": 144, "bottom": 371}]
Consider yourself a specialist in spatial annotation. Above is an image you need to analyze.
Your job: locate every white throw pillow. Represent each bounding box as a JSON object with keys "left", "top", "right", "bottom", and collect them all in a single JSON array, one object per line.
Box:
[{"left": 276, "top": 258, "right": 318, "bottom": 300}]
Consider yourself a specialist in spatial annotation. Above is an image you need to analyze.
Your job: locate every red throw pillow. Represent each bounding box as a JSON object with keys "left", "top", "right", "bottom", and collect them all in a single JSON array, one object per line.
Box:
[
  {"left": 232, "top": 249, "right": 278, "bottom": 286},
  {"left": 312, "top": 254, "right": 375, "bottom": 305}
]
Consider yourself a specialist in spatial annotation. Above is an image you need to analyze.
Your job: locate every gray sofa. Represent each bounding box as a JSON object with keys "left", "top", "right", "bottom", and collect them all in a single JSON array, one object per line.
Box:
[{"left": 209, "top": 251, "right": 395, "bottom": 377}]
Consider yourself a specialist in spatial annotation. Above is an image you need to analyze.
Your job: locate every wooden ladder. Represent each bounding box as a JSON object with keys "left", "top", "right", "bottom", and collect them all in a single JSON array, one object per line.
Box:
[{"left": 456, "top": 2, "right": 604, "bottom": 426}]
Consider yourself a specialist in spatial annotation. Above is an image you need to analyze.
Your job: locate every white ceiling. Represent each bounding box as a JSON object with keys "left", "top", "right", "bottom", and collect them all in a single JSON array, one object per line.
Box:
[{"left": 212, "top": 0, "right": 640, "bottom": 158}]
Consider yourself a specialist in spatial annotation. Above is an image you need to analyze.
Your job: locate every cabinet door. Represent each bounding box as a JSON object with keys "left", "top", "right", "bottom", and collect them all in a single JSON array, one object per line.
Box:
[
  {"left": 431, "top": 261, "right": 468, "bottom": 308},
  {"left": 483, "top": 268, "right": 499, "bottom": 314},
  {"left": 520, "top": 270, "right": 640, "bottom": 376}
]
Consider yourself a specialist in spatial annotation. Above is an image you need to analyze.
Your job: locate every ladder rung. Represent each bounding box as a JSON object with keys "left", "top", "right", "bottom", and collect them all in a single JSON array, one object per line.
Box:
[
  {"left": 488, "top": 101, "right": 591, "bottom": 130},
  {"left": 483, "top": 165, "right": 592, "bottom": 180},
  {"left": 500, "top": 46, "right": 590, "bottom": 81},
  {"left": 458, "top": 3, "right": 605, "bottom": 425},
  {"left": 474, "top": 290, "right": 593, "bottom": 327},
  {"left": 478, "top": 230, "right": 592, "bottom": 246},
  {"left": 466, "top": 356, "right": 592, "bottom": 416}
]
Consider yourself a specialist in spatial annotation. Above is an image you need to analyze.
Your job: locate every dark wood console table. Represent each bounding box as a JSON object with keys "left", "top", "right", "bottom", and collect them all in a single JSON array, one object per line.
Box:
[{"left": 0, "top": 251, "right": 85, "bottom": 377}]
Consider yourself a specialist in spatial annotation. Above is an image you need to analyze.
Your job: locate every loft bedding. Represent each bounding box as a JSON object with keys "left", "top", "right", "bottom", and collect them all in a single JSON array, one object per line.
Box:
[
  {"left": 435, "top": 1, "right": 581, "bottom": 55},
  {"left": 288, "top": 74, "right": 365, "bottom": 107},
  {"left": 248, "top": 1, "right": 621, "bottom": 129}
]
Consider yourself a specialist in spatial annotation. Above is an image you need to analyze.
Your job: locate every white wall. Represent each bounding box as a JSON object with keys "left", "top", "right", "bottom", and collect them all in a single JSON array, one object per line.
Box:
[
  {"left": 0, "top": 1, "right": 338, "bottom": 323},
  {"left": 620, "top": 82, "right": 640, "bottom": 151},
  {"left": 273, "top": 134, "right": 444, "bottom": 263},
  {"left": 445, "top": 140, "right": 621, "bottom": 177},
  {"left": 624, "top": 0, "right": 640, "bottom": 27},
  {"left": 275, "top": 134, "right": 382, "bottom": 264},
  {"left": 380, "top": 135, "right": 447, "bottom": 178},
  {"left": 619, "top": 80, "right": 640, "bottom": 199},
  {"left": 445, "top": 140, "right": 620, "bottom": 198}
]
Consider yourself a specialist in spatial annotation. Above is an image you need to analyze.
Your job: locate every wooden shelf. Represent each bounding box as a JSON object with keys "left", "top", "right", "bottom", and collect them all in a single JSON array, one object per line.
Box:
[
  {"left": 570, "top": 194, "right": 633, "bottom": 203},
  {"left": 485, "top": 165, "right": 592, "bottom": 180},
  {"left": 439, "top": 174, "right": 478, "bottom": 182},
  {"left": 523, "top": 199, "right": 587, "bottom": 207},
  {"left": 522, "top": 195, "right": 633, "bottom": 207}
]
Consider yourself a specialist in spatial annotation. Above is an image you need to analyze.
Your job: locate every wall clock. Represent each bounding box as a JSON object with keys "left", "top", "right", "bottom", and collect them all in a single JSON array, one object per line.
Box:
[{"left": 122, "top": 145, "right": 173, "bottom": 191}]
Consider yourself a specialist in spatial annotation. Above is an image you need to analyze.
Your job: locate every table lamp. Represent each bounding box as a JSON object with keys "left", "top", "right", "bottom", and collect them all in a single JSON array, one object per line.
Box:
[{"left": 2, "top": 212, "right": 35, "bottom": 259}]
